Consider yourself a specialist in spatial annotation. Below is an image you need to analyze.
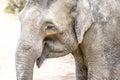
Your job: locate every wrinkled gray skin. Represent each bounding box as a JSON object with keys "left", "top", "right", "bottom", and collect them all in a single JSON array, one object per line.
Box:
[{"left": 16, "top": 0, "right": 120, "bottom": 80}]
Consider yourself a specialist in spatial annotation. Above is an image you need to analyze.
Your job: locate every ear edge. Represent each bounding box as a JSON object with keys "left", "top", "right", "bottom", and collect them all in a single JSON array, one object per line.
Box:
[{"left": 75, "top": 16, "right": 93, "bottom": 44}]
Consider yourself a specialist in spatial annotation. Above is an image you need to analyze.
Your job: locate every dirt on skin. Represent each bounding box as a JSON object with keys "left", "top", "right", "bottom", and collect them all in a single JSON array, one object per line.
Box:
[{"left": 0, "top": 3, "right": 76, "bottom": 80}]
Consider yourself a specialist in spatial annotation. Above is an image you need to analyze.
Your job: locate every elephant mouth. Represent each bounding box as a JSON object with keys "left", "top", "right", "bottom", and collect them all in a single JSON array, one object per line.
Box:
[
  {"left": 36, "top": 43, "right": 69, "bottom": 68},
  {"left": 49, "top": 47, "right": 68, "bottom": 53},
  {"left": 47, "top": 50, "right": 70, "bottom": 58},
  {"left": 36, "top": 36, "right": 70, "bottom": 67},
  {"left": 36, "top": 45, "right": 49, "bottom": 68}
]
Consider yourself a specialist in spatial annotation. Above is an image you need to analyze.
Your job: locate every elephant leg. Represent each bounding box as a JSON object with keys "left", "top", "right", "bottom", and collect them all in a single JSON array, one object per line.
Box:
[
  {"left": 75, "top": 62, "right": 88, "bottom": 80},
  {"left": 72, "top": 47, "right": 88, "bottom": 80},
  {"left": 80, "top": 22, "right": 120, "bottom": 79}
]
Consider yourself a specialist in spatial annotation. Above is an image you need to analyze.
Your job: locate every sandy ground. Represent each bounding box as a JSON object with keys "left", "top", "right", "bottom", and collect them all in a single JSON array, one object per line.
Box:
[{"left": 0, "top": 2, "right": 76, "bottom": 80}]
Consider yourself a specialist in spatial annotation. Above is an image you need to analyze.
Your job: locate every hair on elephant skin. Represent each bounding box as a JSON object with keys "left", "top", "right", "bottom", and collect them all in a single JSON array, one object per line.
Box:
[{"left": 16, "top": 0, "right": 120, "bottom": 80}]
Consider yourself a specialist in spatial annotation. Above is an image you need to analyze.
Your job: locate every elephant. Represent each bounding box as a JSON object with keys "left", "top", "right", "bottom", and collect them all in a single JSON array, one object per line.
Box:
[{"left": 16, "top": 0, "right": 120, "bottom": 80}]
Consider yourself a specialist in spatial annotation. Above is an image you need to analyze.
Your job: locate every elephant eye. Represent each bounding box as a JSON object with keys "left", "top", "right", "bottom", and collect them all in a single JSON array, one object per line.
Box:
[
  {"left": 43, "top": 22, "right": 59, "bottom": 35},
  {"left": 45, "top": 23, "right": 55, "bottom": 30}
]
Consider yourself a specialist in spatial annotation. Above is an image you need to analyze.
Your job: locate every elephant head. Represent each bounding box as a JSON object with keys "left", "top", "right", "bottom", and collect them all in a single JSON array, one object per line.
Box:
[{"left": 16, "top": 0, "right": 92, "bottom": 80}]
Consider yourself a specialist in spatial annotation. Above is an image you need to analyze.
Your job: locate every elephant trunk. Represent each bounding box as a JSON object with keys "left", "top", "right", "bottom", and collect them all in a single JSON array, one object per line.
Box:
[{"left": 16, "top": 40, "right": 43, "bottom": 80}]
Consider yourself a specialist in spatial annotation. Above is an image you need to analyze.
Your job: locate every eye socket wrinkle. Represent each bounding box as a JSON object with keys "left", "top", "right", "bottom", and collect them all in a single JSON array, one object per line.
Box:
[
  {"left": 43, "top": 34, "right": 59, "bottom": 43},
  {"left": 44, "top": 37, "right": 53, "bottom": 42}
]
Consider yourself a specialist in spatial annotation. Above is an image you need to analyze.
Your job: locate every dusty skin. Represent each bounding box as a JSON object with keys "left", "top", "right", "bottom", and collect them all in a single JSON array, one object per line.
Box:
[
  {"left": 16, "top": 0, "right": 120, "bottom": 80},
  {"left": 0, "top": 11, "right": 75, "bottom": 80}
]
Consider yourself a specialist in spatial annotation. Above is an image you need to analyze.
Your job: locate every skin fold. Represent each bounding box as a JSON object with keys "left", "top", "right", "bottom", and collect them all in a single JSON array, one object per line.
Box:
[{"left": 16, "top": 0, "right": 120, "bottom": 80}]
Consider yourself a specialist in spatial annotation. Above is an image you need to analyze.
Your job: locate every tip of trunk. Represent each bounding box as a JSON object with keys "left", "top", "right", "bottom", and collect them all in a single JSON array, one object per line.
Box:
[{"left": 36, "top": 57, "right": 45, "bottom": 68}]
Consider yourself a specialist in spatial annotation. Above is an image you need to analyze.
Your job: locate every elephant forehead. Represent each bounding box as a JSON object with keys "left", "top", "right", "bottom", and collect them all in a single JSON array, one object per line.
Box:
[
  {"left": 21, "top": 0, "right": 77, "bottom": 23},
  {"left": 26, "top": 0, "right": 56, "bottom": 8},
  {"left": 27, "top": 0, "right": 77, "bottom": 9},
  {"left": 48, "top": 1, "right": 73, "bottom": 19}
]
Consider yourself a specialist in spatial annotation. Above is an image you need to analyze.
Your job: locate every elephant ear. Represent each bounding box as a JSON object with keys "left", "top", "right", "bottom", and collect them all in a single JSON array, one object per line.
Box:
[{"left": 75, "top": 0, "right": 93, "bottom": 44}]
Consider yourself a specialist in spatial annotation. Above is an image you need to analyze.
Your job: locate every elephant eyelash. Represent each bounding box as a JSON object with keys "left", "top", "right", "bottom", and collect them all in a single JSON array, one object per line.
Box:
[{"left": 43, "top": 21, "right": 54, "bottom": 26}]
